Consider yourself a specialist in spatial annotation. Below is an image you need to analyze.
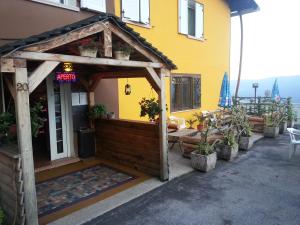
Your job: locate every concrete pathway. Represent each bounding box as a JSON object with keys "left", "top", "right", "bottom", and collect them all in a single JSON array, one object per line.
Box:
[{"left": 84, "top": 134, "right": 300, "bottom": 225}]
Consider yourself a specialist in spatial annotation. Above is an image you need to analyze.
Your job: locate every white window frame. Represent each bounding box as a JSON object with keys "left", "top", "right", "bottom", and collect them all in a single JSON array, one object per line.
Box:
[
  {"left": 30, "top": 0, "right": 79, "bottom": 12},
  {"left": 80, "top": 0, "right": 107, "bottom": 13},
  {"left": 121, "top": 0, "right": 151, "bottom": 27},
  {"left": 178, "top": 0, "right": 204, "bottom": 40}
]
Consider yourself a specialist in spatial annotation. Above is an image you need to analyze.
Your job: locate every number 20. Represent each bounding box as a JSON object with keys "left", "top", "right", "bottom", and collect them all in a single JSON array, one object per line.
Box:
[{"left": 16, "top": 83, "right": 29, "bottom": 92}]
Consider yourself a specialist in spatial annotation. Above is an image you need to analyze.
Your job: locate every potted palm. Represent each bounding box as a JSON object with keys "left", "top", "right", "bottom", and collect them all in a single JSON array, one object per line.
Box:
[
  {"left": 139, "top": 97, "right": 162, "bottom": 122},
  {"left": 190, "top": 118, "right": 219, "bottom": 172},
  {"left": 216, "top": 126, "right": 238, "bottom": 161}
]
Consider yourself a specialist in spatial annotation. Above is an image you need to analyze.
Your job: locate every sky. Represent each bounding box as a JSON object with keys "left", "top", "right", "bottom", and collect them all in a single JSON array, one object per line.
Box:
[{"left": 230, "top": 0, "right": 300, "bottom": 80}]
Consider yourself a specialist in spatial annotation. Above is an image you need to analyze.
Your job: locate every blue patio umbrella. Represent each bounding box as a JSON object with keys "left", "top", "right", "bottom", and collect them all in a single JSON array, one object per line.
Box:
[
  {"left": 218, "top": 72, "right": 232, "bottom": 108},
  {"left": 271, "top": 79, "right": 281, "bottom": 102}
]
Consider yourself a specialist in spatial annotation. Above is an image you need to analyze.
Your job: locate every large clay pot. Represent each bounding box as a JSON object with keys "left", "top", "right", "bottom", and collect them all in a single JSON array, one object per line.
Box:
[{"left": 191, "top": 151, "right": 217, "bottom": 172}]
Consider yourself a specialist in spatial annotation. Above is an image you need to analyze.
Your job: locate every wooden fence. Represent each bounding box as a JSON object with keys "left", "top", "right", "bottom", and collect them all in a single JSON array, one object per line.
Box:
[
  {"left": 0, "top": 146, "right": 25, "bottom": 225},
  {"left": 95, "top": 119, "right": 161, "bottom": 177}
]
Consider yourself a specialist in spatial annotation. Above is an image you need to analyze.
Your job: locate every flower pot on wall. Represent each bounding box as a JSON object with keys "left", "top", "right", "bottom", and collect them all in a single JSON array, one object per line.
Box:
[
  {"left": 197, "top": 124, "right": 204, "bottom": 131},
  {"left": 191, "top": 151, "right": 217, "bottom": 172},
  {"left": 279, "top": 121, "right": 287, "bottom": 134},
  {"left": 114, "top": 51, "right": 130, "bottom": 60},
  {"left": 216, "top": 144, "right": 238, "bottom": 161},
  {"left": 264, "top": 126, "right": 279, "bottom": 138},
  {"left": 239, "top": 136, "right": 253, "bottom": 151}
]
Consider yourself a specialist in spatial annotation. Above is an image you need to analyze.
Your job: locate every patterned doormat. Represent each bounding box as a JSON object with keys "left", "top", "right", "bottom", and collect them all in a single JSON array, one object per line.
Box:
[{"left": 36, "top": 164, "right": 136, "bottom": 217}]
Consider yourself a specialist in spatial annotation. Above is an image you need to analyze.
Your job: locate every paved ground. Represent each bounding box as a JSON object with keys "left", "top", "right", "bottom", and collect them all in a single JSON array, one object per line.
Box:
[{"left": 84, "top": 134, "right": 300, "bottom": 225}]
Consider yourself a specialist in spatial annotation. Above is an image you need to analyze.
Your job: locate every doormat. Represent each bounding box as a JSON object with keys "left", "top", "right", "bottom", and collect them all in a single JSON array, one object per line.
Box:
[{"left": 36, "top": 164, "right": 136, "bottom": 217}]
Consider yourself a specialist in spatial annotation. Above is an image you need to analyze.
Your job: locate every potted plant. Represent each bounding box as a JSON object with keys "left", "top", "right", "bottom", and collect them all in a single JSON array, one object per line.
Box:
[
  {"left": 287, "top": 98, "right": 296, "bottom": 128},
  {"left": 78, "top": 38, "right": 98, "bottom": 57},
  {"left": 190, "top": 118, "right": 219, "bottom": 172},
  {"left": 186, "top": 118, "right": 196, "bottom": 129},
  {"left": 264, "top": 102, "right": 282, "bottom": 138},
  {"left": 139, "top": 97, "right": 162, "bottom": 122},
  {"left": 89, "top": 104, "right": 107, "bottom": 120},
  {"left": 232, "top": 106, "right": 253, "bottom": 151},
  {"left": 0, "top": 112, "right": 15, "bottom": 145},
  {"left": 278, "top": 103, "right": 288, "bottom": 134},
  {"left": 216, "top": 126, "right": 238, "bottom": 161},
  {"left": 193, "top": 112, "right": 206, "bottom": 131},
  {"left": 114, "top": 42, "right": 133, "bottom": 60},
  {"left": 0, "top": 207, "right": 5, "bottom": 225},
  {"left": 30, "top": 102, "right": 46, "bottom": 138}
]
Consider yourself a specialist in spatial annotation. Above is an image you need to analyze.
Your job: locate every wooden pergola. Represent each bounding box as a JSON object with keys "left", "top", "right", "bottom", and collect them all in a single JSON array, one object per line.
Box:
[{"left": 0, "top": 15, "right": 175, "bottom": 225}]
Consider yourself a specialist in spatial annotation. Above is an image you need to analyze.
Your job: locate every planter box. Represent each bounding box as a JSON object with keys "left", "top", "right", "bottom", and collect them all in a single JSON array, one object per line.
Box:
[
  {"left": 114, "top": 51, "right": 130, "bottom": 60},
  {"left": 216, "top": 144, "right": 238, "bottom": 161},
  {"left": 239, "top": 136, "right": 253, "bottom": 151},
  {"left": 264, "top": 126, "right": 279, "bottom": 138},
  {"left": 287, "top": 120, "right": 295, "bottom": 128},
  {"left": 279, "top": 121, "right": 287, "bottom": 134},
  {"left": 191, "top": 151, "right": 217, "bottom": 172},
  {"left": 78, "top": 46, "right": 98, "bottom": 57}
]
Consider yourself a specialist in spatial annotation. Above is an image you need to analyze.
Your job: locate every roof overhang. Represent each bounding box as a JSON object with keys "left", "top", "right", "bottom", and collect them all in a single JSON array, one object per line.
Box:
[{"left": 227, "top": 0, "right": 259, "bottom": 17}]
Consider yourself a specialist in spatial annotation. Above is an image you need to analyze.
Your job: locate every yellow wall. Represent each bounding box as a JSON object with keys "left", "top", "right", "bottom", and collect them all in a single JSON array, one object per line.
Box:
[{"left": 116, "top": 0, "right": 231, "bottom": 121}]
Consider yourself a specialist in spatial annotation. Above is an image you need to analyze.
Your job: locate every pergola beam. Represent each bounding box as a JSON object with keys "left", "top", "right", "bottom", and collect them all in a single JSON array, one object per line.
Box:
[
  {"left": 23, "top": 22, "right": 106, "bottom": 52},
  {"left": 28, "top": 61, "right": 60, "bottom": 93},
  {"left": 10, "top": 51, "right": 163, "bottom": 68},
  {"left": 145, "top": 67, "right": 161, "bottom": 92}
]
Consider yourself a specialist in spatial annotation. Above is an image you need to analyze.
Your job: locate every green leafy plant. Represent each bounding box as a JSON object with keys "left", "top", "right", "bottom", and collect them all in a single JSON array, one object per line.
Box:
[
  {"left": 89, "top": 104, "right": 107, "bottom": 120},
  {"left": 193, "top": 112, "right": 206, "bottom": 125},
  {"left": 221, "top": 126, "right": 237, "bottom": 148},
  {"left": 0, "top": 207, "right": 5, "bottom": 225},
  {"left": 0, "top": 112, "right": 15, "bottom": 135},
  {"left": 287, "top": 98, "right": 296, "bottom": 122},
  {"left": 231, "top": 106, "right": 252, "bottom": 137},
  {"left": 30, "top": 102, "right": 45, "bottom": 138},
  {"left": 265, "top": 101, "right": 285, "bottom": 127},
  {"left": 186, "top": 118, "right": 196, "bottom": 129},
  {"left": 139, "top": 98, "right": 162, "bottom": 121},
  {"left": 195, "top": 115, "right": 219, "bottom": 155}
]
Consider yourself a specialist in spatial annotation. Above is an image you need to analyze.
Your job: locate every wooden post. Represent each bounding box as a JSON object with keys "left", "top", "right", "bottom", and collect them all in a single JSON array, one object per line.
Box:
[
  {"left": 158, "top": 68, "right": 169, "bottom": 181},
  {"left": 14, "top": 60, "right": 39, "bottom": 225}
]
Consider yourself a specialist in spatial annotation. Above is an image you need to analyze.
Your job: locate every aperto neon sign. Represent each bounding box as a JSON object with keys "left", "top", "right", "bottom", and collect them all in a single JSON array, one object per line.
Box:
[{"left": 56, "top": 62, "right": 77, "bottom": 83}]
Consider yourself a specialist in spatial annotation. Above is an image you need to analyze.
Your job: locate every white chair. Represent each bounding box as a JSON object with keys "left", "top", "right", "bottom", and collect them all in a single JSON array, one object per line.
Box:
[{"left": 287, "top": 128, "right": 300, "bottom": 159}]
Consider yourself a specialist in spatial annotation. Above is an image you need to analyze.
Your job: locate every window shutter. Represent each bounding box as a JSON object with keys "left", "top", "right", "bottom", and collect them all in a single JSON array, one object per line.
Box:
[
  {"left": 193, "top": 77, "right": 201, "bottom": 108},
  {"left": 179, "top": 0, "right": 188, "bottom": 34},
  {"left": 195, "top": 3, "right": 204, "bottom": 39},
  {"left": 140, "top": 0, "right": 150, "bottom": 24},
  {"left": 122, "top": 0, "right": 140, "bottom": 22},
  {"left": 81, "top": 0, "right": 106, "bottom": 12}
]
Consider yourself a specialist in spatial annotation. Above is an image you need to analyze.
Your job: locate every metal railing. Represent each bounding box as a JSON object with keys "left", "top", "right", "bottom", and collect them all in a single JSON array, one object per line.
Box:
[{"left": 233, "top": 97, "right": 289, "bottom": 116}]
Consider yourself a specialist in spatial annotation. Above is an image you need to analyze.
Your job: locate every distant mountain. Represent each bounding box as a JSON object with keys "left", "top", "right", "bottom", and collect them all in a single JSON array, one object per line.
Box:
[{"left": 231, "top": 75, "right": 300, "bottom": 103}]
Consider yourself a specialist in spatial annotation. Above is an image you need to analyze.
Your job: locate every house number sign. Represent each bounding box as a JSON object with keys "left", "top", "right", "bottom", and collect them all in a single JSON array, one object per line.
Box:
[{"left": 17, "top": 83, "right": 29, "bottom": 91}]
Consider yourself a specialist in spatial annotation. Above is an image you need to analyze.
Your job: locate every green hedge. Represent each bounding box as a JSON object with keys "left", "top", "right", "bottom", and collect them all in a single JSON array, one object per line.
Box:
[{"left": 0, "top": 207, "right": 4, "bottom": 225}]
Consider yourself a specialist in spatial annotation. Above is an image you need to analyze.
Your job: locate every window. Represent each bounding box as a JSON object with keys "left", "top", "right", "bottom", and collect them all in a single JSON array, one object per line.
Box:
[
  {"left": 171, "top": 75, "right": 201, "bottom": 112},
  {"left": 48, "top": 0, "right": 77, "bottom": 7},
  {"left": 179, "top": 0, "right": 204, "bottom": 39},
  {"left": 81, "top": 0, "right": 106, "bottom": 12},
  {"left": 121, "top": 0, "right": 150, "bottom": 25}
]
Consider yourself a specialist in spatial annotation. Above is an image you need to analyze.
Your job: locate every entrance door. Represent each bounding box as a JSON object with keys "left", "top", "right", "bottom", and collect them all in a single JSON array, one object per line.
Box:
[{"left": 46, "top": 75, "right": 73, "bottom": 161}]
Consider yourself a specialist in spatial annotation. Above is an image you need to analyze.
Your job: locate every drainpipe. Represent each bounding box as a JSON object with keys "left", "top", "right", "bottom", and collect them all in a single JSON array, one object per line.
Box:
[
  {"left": 235, "top": 13, "right": 244, "bottom": 98},
  {"left": 0, "top": 72, "right": 5, "bottom": 113}
]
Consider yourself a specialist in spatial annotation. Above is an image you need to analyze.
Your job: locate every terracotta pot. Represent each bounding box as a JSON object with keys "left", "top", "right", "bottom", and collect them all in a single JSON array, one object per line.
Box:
[
  {"left": 191, "top": 151, "right": 217, "bottom": 172},
  {"left": 197, "top": 124, "right": 204, "bottom": 131},
  {"left": 114, "top": 51, "right": 130, "bottom": 60}
]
